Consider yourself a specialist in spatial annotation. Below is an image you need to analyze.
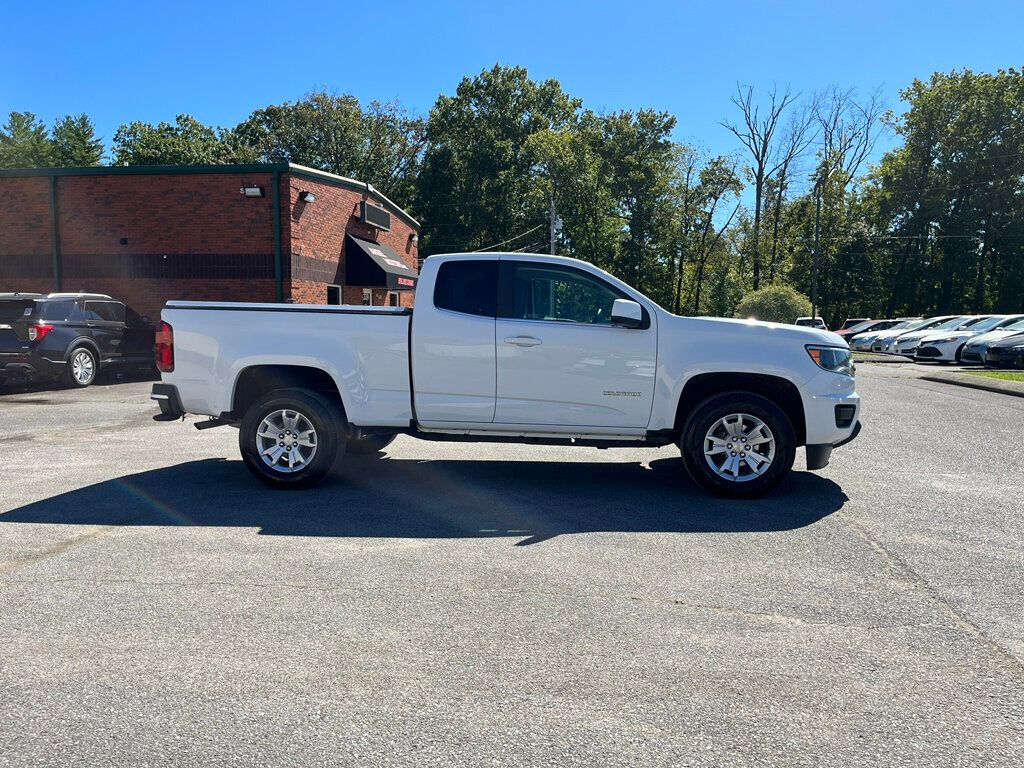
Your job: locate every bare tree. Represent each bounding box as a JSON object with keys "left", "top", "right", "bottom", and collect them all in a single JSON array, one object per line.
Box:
[
  {"left": 814, "top": 86, "right": 886, "bottom": 188},
  {"left": 721, "top": 84, "right": 801, "bottom": 289},
  {"left": 767, "top": 103, "right": 818, "bottom": 282}
]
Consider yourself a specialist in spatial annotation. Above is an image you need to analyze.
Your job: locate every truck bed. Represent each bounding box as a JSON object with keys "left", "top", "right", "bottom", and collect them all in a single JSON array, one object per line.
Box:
[{"left": 161, "top": 301, "right": 413, "bottom": 427}]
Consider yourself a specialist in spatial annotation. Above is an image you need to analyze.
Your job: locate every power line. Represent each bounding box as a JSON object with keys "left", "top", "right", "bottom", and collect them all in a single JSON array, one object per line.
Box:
[{"left": 476, "top": 223, "right": 546, "bottom": 252}]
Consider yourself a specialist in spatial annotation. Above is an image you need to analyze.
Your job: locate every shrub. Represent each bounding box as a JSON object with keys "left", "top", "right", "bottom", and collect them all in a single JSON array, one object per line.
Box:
[{"left": 734, "top": 285, "right": 813, "bottom": 324}]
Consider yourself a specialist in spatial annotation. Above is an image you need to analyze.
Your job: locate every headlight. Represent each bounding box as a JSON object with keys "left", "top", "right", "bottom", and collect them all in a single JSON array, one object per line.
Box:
[{"left": 806, "top": 345, "right": 855, "bottom": 376}]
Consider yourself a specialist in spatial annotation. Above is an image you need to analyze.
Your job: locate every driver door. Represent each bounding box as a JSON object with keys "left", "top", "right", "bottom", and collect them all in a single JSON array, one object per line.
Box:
[{"left": 493, "top": 260, "right": 657, "bottom": 429}]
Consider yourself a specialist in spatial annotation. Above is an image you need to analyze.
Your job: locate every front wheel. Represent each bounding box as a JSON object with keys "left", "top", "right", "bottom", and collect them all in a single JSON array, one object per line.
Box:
[
  {"left": 680, "top": 391, "right": 796, "bottom": 498},
  {"left": 239, "top": 388, "right": 343, "bottom": 489}
]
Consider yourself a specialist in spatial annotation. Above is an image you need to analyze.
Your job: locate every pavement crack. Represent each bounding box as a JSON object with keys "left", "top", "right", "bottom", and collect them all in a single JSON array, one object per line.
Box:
[{"left": 839, "top": 515, "right": 1024, "bottom": 681}]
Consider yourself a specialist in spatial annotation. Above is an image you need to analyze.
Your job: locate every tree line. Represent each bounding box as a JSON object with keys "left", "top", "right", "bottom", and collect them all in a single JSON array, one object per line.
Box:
[{"left": 2, "top": 66, "right": 1022, "bottom": 325}]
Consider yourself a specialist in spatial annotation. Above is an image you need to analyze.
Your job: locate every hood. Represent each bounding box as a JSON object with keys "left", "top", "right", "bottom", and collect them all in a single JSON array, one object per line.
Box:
[
  {"left": 894, "top": 329, "right": 936, "bottom": 344},
  {"left": 967, "top": 329, "right": 1019, "bottom": 347},
  {"left": 919, "top": 330, "right": 974, "bottom": 343},
  {"left": 663, "top": 313, "right": 846, "bottom": 347},
  {"left": 990, "top": 332, "right": 1024, "bottom": 349}
]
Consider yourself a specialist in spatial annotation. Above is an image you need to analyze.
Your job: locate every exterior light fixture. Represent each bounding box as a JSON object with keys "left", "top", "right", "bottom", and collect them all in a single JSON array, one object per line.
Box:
[
  {"left": 240, "top": 185, "right": 264, "bottom": 198},
  {"left": 299, "top": 191, "right": 316, "bottom": 203},
  {"left": 409, "top": 233, "right": 418, "bottom": 244}
]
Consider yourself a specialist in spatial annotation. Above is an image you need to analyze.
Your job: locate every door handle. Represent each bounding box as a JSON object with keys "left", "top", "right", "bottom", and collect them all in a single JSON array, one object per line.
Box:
[{"left": 504, "top": 335, "right": 543, "bottom": 347}]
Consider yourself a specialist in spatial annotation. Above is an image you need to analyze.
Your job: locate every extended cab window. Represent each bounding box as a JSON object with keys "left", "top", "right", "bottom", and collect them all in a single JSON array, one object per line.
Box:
[
  {"left": 508, "top": 263, "right": 623, "bottom": 325},
  {"left": 434, "top": 260, "right": 498, "bottom": 317}
]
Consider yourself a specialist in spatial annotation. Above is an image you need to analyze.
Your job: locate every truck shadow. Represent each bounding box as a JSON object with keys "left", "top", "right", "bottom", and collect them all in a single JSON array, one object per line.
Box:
[{"left": 0, "top": 455, "right": 848, "bottom": 545}]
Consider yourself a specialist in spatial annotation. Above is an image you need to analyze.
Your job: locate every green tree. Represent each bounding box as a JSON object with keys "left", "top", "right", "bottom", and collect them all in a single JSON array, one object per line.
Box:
[
  {"left": 594, "top": 109, "right": 678, "bottom": 302},
  {"left": 870, "top": 69, "right": 1024, "bottom": 314},
  {"left": 112, "top": 114, "right": 253, "bottom": 165},
  {"left": 735, "top": 284, "right": 812, "bottom": 323},
  {"left": 51, "top": 113, "right": 104, "bottom": 166},
  {"left": 235, "top": 91, "right": 425, "bottom": 201},
  {"left": 416, "top": 65, "right": 581, "bottom": 255},
  {"left": 0, "top": 111, "right": 54, "bottom": 167}
]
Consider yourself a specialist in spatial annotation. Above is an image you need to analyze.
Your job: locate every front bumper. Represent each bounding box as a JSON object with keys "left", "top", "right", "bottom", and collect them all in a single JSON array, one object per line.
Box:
[
  {"left": 150, "top": 383, "right": 185, "bottom": 420},
  {"left": 914, "top": 342, "right": 960, "bottom": 362},
  {"left": 806, "top": 420, "right": 862, "bottom": 470},
  {"left": 960, "top": 346, "right": 984, "bottom": 363},
  {"left": 984, "top": 347, "right": 1024, "bottom": 368}
]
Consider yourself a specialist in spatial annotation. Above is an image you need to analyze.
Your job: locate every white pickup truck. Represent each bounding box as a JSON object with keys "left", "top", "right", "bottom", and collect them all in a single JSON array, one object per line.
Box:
[{"left": 150, "top": 253, "right": 860, "bottom": 497}]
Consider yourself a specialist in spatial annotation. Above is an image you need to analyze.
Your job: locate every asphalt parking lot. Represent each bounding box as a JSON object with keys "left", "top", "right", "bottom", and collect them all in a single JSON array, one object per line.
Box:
[{"left": 1, "top": 365, "right": 1022, "bottom": 767}]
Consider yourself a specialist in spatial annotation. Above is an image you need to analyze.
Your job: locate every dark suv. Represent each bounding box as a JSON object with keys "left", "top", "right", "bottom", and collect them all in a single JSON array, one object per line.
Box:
[{"left": 0, "top": 293, "right": 155, "bottom": 388}]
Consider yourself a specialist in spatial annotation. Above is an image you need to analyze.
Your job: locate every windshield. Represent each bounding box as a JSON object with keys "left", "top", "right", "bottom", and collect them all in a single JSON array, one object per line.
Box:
[
  {"left": 1002, "top": 318, "right": 1024, "bottom": 331},
  {"left": 930, "top": 316, "right": 969, "bottom": 331},
  {"left": 887, "top": 320, "right": 914, "bottom": 330},
  {"left": 968, "top": 316, "right": 1006, "bottom": 332},
  {"left": 845, "top": 320, "right": 875, "bottom": 333}
]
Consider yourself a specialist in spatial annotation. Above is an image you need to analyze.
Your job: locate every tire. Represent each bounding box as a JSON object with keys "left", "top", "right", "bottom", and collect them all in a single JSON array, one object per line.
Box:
[
  {"left": 954, "top": 344, "right": 965, "bottom": 363},
  {"left": 62, "top": 346, "right": 98, "bottom": 388},
  {"left": 680, "top": 391, "right": 796, "bottom": 498},
  {"left": 238, "top": 388, "right": 344, "bottom": 489},
  {"left": 345, "top": 433, "right": 397, "bottom": 455}
]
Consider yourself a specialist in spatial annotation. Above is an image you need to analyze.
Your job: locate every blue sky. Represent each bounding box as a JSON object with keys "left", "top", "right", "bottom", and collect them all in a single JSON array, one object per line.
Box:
[{"left": 2, "top": 0, "right": 1022, "bottom": 174}]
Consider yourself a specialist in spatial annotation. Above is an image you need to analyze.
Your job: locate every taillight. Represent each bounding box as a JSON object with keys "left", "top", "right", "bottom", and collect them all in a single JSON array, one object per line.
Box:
[
  {"left": 155, "top": 321, "right": 174, "bottom": 372},
  {"left": 28, "top": 323, "right": 54, "bottom": 342}
]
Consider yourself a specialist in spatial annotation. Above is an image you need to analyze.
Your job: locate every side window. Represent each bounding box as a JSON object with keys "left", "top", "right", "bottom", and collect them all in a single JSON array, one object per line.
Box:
[
  {"left": 509, "top": 263, "right": 622, "bottom": 325},
  {"left": 40, "top": 300, "right": 81, "bottom": 322},
  {"left": 86, "top": 301, "right": 125, "bottom": 323},
  {"left": 433, "top": 260, "right": 498, "bottom": 317}
]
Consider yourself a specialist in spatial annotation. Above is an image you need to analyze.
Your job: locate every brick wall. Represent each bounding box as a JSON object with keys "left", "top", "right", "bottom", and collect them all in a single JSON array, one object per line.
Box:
[
  {"left": 286, "top": 174, "right": 418, "bottom": 307},
  {"left": 0, "top": 167, "right": 419, "bottom": 318},
  {"left": 0, "top": 176, "right": 54, "bottom": 292}
]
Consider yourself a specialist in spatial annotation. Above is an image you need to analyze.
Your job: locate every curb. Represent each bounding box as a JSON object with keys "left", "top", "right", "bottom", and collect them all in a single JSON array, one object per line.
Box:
[
  {"left": 854, "top": 357, "right": 911, "bottom": 364},
  {"left": 920, "top": 373, "right": 1024, "bottom": 399}
]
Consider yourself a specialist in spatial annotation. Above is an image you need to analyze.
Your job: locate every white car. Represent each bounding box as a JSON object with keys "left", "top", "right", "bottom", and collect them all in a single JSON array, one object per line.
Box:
[
  {"left": 848, "top": 319, "right": 919, "bottom": 351},
  {"left": 150, "top": 252, "right": 860, "bottom": 498},
  {"left": 913, "top": 315, "right": 1017, "bottom": 363},
  {"left": 960, "top": 316, "right": 1024, "bottom": 363},
  {"left": 893, "top": 316, "right": 990, "bottom": 357},
  {"left": 796, "top": 316, "right": 829, "bottom": 330},
  {"left": 868, "top": 317, "right": 956, "bottom": 354}
]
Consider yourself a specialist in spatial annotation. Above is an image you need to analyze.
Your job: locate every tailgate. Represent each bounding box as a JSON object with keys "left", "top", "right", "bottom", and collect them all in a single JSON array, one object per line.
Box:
[{"left": 0, "top": 300, "right": 34, "bottom": 352}]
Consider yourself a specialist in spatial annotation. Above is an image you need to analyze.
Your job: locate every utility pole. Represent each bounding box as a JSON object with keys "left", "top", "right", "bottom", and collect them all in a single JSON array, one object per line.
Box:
[
  {"left": 549, "top": 192, "right": 557, "bottom": 255},
  {"left": 812, "top": 173, "right": 824, "bottom": 322}
]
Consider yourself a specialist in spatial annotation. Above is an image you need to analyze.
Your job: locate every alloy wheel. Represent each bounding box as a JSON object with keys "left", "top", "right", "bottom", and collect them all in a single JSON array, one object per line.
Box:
[
  {"left": 703, "top": 412, "right": 775, "bottom": 482},
  {"left": 72, "top": 350, "right": 95, "bottom": 385},
  {"left": 256, "top": 409, "right": 318, "bottom": 473}
]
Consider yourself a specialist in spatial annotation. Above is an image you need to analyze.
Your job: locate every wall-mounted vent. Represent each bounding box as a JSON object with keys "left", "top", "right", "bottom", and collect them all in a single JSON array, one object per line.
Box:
[{"left": 361, "top": 200, "right": 392, "bottom": 231}]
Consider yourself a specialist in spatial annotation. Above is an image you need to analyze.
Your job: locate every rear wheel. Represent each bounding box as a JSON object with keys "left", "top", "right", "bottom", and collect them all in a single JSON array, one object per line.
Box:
[
  {"left": 680, "top": 391, "right": 796, "bottom": 498},
  {"left": 62, "top": 346, "right": 97, "bottom": 388},
  {"left": 239, "top": 388, "right": 343, "bottom": 489},
  {"left": 345, "top": 433, "right": 397, "bottom": 455}
]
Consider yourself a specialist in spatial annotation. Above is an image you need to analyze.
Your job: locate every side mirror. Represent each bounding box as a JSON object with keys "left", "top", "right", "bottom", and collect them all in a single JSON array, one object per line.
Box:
[{"left": 611, "top": 299, "right": 644, "bottom": 329}]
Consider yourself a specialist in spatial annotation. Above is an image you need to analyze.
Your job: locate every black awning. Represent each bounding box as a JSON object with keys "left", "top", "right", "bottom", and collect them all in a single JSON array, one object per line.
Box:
[{"left": 345, "top": 235, "right": 418, "bottom": 290}]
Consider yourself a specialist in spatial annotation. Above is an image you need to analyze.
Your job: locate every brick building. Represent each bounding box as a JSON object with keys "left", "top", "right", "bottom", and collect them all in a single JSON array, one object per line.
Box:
[{"left": 0, "top": 164, "right": 420, "bottom": 320}]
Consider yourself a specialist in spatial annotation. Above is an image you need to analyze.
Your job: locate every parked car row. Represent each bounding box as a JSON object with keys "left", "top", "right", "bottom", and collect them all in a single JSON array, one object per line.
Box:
[
  {"left": 847, "top": 313, "right": 1024, "bottom": 367},
  {"left": 0, "top": 292, "right": 155, "bottom": 388}
]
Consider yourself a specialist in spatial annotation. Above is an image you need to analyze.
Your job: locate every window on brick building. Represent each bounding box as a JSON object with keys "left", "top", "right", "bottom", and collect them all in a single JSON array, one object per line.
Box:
[
  {"left": 388, "top": 291, "right": 400, "bottom": 307},
  {"left": 362, "top": 289, "right": 372, "bottom": 306},
  {"left": 327, "top": 285, "right": 341, "bottom": 305}
]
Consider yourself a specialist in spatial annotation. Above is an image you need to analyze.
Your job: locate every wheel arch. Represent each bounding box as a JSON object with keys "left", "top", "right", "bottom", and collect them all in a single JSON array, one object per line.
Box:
[
  {"left": 230, "top": 364, "right": 347, "bottom": 421},
  {"left": 64, "top": 337, "right": 101, "bottom": 363},
  {"left": 674, "top": 372, "right": 806, "bottom": 446}
]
